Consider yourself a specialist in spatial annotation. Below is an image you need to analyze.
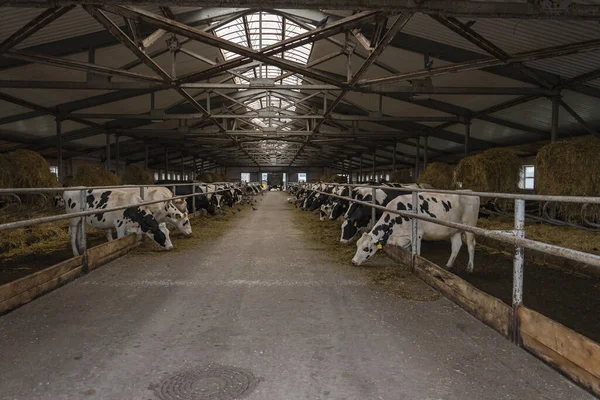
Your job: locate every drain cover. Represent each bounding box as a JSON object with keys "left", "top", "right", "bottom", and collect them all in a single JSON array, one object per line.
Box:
[{"left": 153, "top": 365, "right": 259, "bottom": 400}]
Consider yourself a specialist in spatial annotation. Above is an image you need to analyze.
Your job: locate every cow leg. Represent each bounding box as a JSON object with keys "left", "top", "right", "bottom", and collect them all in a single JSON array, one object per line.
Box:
[
  {"left": 105, "top": 229, "right": 114, "bottom": 241},
  {"left": 70, "top": 220, "right": 80, "bottom": 257},
  {"left": 445, "top": 232, "right": 463, "bottom": 269},
  {"left": 465, "top": 232, "right": 476, "bottom": 273}
]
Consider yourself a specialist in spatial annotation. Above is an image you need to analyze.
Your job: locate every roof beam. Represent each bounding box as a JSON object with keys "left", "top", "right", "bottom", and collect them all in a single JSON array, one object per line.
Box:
[
  {"left": 6, "top": 1, "right": 600, "bottom": 20},
  {"left": 0, "top": 6, "right": 75, "bottom": 55}
]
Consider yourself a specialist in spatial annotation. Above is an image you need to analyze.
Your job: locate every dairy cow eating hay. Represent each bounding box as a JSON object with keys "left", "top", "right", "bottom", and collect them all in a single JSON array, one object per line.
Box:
[
  {"left": 63, "top": 189, "right": 173, "bottom": 256},
  {"left": 352, "top": 191, "right": 479, "bottom": 273}
]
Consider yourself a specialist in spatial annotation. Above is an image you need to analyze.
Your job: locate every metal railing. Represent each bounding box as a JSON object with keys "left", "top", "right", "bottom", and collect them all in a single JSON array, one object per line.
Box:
[
  {"left": 0, "top": 182, "right": 262, "bottom": 273},
  {"left": 290, "top": 182, "right": 600, "bottom": 343}
]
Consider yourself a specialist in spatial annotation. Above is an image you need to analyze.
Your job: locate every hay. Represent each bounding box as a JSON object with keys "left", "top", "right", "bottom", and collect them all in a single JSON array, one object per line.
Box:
[
  {"left": 134, "top": 204, "right": 250, "bottom": 255},
  {"left": 389, "top": 169, "right": 415, "bottom": 183},
  {"left": 211, "top": 173, "right": 226, "bottom": 182},
  {"left": 0, "top": 150, "right": 57, "bottom": 189},
  {"left": 121, "top": 165, "right": 154, "bottom": 185},
  {"left": 197, "top": 172, "right": 213, "bottom": 183},
  {"left": 418, "top": 162, "right": 455, "bottom": 190},
  {"left": 536, "top": 136, "right": 600, "bottom": 222},
  {"left": 320, "top": 174, "right": 347, "bottom": 183},
  {"left": 478, "top": 216, "right": 600, "bottom": 256},
  {"left": 454, "top": 148, "right": 521, "bottom": 193},
  {"left": 290, "top": 202, "right": 440, "bottom": 301},
  {"left": 70, "top": 164, "right": 119, "bottom": 187}
]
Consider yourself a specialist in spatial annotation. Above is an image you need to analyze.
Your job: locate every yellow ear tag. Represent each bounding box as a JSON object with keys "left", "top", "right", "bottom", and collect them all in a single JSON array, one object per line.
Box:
[
  {"left": 377, "top": 243, "right": 383, "bottom": 249},
  {"left": 176, "top": 215, "right": 182, "bottom": 220},
  {"left": 342, "top": 204, "right": 346, "bottom": 208},
  {"left": 353, "top": 221, "right": 357, "bottom": 227}
]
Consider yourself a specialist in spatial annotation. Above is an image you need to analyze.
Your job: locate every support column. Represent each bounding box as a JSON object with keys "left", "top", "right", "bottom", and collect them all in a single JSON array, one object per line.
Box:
[
  {"left": 165, "top": 148, "right": 169, "bottom": 179},
  {"left": 392, "top": 141, "right": 397, "bottom": 172},
  {"left": 415, "top": 136, "right": 420, "bottom": 181},
  {"left": 181, "top": 155, "right": 185, "bottom": 180},
  {"left": 56, "top": 119, "right": 63, "bottom": 185},
  {"left": 464, "top": 122, "right": 471, "bottom": 157},
  {"left": 371, "top": 148, "right": 376, "bottom": 182},
  {"left": 144, "top": 144, "right": 149, "bottom": 171},
  {"left": 359, "top": 153, "right": 363, "bottom": 183},
  {"left": 424, "top": 136, "right": 429, "bottom": 169},
  {"left": 551, "top": 95, "right": 560, "bottom": 142},
  {"left": 193, "top": 157, "right": 197, "bottom": 180},
  {"left": 105, "top": 133, "right": 111, "bottom": 172},
  {"left": 115, "top": 134, "right": 120, "bottom": 177}
]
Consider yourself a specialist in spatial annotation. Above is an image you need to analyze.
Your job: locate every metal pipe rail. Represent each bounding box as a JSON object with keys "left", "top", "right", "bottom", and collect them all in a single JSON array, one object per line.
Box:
[
  {"left": 0, "top": 182, "right": 261, "bottom": 232},
  {"left": 299, "top": 182, "right": 600, "bottom": 204},
  {"left": 293, "top": 182, "right": 600, "bottom": 344}
]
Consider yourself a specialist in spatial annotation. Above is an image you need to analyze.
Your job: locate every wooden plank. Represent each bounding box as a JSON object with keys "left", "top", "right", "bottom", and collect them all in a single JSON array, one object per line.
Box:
[
  {"left": 0, "top": 255, "right": 82, "bottom": 303},
  {"left": 519, "top": 307, "right": 600, "bottom": 380},
  {"left": 87, "top": 233, "right": 140, "bottom": 269},
  {"left": 0, "top": 233, "right": 141, "bottom": 315},
  {"left": 414, "top": 256, "right": 511, "bottom": 337},
  {"left": 521, "top": 331, "right": 600, "bottom": 396},
  {"left": 0, "top": 265, "right": 83, "bottom": 314}
]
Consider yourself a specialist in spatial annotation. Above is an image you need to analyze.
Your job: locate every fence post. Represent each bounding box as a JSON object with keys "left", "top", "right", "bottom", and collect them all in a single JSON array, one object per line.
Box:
[
  {"left": 192, "top": 184, "right": 196, "bottom": 214},
  {"left": 79, "top": 189, "right": 88, "bottom": 274},
  {"left": 370, "top": 187, "right": 376, "bottom": 229},
  {"left": 411, "top": 190, "right": 419, "bottom": 270},
  {"left": 512, "top": 198, "right": 525, "bottom": 344}
]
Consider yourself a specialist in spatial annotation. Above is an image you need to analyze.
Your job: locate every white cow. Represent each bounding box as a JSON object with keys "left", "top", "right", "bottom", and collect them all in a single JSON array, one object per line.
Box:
[
  {"left": 63, "top": 189, "right": 173, "bottom": 256},
  {"left": 108, "top": 187, "right": 192, "bottom": 239},
  {"left": 352, "top": 191, "right": 479, "bottom": 272}
]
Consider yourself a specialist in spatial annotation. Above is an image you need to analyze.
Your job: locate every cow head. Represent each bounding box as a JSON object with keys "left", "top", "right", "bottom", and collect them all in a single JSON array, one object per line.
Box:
[
  {"left": 352, "top": 233, "right": 380, "bottom": 266},
  {"left": 340, "top": 203, "right": 371, "bottom": 244},
  {"left": 124, "top": 207, "right": 173, "bottom": 250},
  {"left": 329, "top": 199, "right": 348, "bottom": 220},
  {"left": 165, "top": 203, "right": 193, "bottom": 236},
  {"left": 319, "top": 204, "right": 332, "bottom": 221}
]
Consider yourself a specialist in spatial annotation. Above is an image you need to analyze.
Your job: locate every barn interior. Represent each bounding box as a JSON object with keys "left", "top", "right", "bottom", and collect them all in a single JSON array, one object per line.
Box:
[
  {"left": 2, "top": 2, "right": 600, "bottom": 184},
  {"left": 1, "top": 2, "right": 600, "bottom": 400}
]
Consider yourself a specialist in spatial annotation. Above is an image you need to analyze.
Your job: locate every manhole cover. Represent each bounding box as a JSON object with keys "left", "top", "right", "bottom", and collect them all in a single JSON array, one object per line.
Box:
[{"left": 153, "top": 365, "right": 259, "bottom": 400}]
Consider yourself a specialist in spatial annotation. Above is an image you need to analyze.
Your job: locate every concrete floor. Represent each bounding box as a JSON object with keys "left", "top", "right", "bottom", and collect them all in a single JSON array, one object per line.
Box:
[{"left": 0, "top": 192, "right": 594, "bottom": 400}]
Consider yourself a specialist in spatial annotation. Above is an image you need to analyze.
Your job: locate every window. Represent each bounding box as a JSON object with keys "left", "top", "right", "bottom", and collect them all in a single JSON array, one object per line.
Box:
[
  {"left": 154, "top": 172, "right": 159, "bottom": 181},
  {"left": 519, "top": 165, "right": 535, "bottom": 190},
  {"left": 49, "top": 166, "right": 58, "bottom": 180},
  {"left": 298, "top": 173, "right": 307, "bottom": 183},
  {"left": 241, "top": 172, "right": 251, "bottom": 182},
  {"left": 386, "top": 173, "right": 390, "bottom": 181},
  {"left": 261, "top": 172, "right": 268, "bottom": 181}
]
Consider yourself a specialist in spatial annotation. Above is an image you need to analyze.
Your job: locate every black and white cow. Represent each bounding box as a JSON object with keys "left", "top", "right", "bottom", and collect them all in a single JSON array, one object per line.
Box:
[
  {"left": 352, "top": 191, "right": 479, "bottom": 272},
  {"left": 328, "top": 186, "right": 351, "bottom": 221},
  {"left": 63, "top": 189, "right": 173, "bottom": 256},
  {"left": 340, "top": 184, "right": 433, "bottom": 244},
  {"left": 114, "top": 187, "right": 192, "bottom": 238}
]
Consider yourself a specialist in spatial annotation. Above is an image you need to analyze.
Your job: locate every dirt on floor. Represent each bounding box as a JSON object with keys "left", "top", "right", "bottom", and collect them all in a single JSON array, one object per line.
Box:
[
  {"left": 290, "top": 204, "right": 440, "bottom": 302},
  {"left": 0, "top": 204, "right": 253, "bottom": 286},
  {"left": 420, "top": 241, "right": 600, "bottom": 344}
]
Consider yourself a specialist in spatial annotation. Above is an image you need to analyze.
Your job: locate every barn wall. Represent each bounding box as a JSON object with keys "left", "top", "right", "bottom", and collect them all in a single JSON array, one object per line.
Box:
[{"left": 223, "top": 167, "right": 325, "bottom": 182}]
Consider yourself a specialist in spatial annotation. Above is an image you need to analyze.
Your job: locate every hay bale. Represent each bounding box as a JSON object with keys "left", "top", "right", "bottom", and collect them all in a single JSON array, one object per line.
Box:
[
  {"left": 389, "top": 169, "right": 414, "bottom": 183},
  {"left": 0, "top": 150, "right": 57, "bottom": 189},
  {"left": 0, "top": 153, "right": 12, "bottom": 188},
  {"left": 320, "top": 174, "right": 347, "bottom": 183},
  {"left": 197, "top": 172, "right": 213, "bottom": 183},
  {"left": 418, "top": 162, "right": 455, "bottom": 189},
  {"left": 454, "top": 148, "right": 521, "bottom": 193},
  {"left": 121, "top": 165, "right": 154, "bottom": 185},
  {"left": 211, "top": 173, "right": 225, "bottom": 182},
  {"left": 536, "top": 136, "right": 600, "bottom": 222},
  {"left": 70, "top": 164, "right": 119, "bottom": 187}
]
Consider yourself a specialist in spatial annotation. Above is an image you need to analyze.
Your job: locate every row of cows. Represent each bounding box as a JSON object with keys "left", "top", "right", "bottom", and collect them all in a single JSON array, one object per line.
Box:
[
  {"left": 63, "top": 182, "right": 262, "bottom": 256},
  {"left": 288, "top": 183, "right": 480, "bottom": 273}
]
